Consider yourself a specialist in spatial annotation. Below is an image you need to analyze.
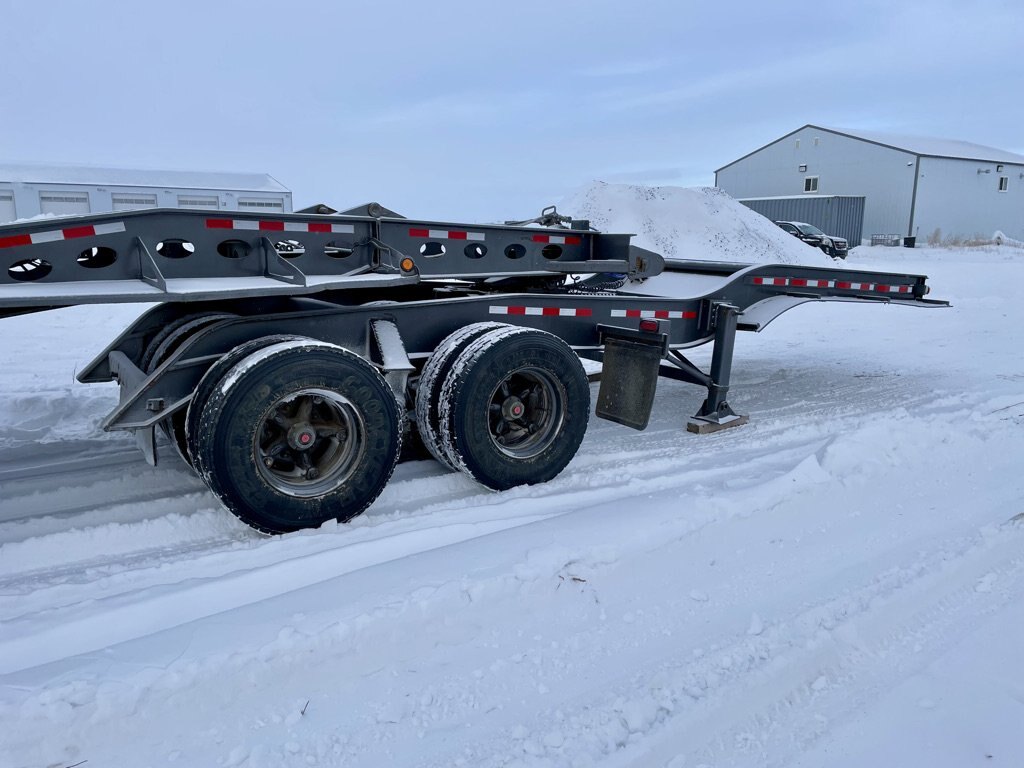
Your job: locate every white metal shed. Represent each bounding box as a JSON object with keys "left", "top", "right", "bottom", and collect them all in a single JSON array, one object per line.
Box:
[
  {"left": 716, "top": 125, "right": 1024, "bottom": 243},
  {"left": 0, "top": 163, "right": 292, "bottom": 224}
]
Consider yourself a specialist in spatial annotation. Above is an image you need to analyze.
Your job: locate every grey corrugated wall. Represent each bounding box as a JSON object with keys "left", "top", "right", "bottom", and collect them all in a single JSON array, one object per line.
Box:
[{"left": 738, "top": 196, "right": 865, "bottom": 245}]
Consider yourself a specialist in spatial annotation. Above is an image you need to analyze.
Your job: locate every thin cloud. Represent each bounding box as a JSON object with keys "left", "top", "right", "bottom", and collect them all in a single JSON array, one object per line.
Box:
[{"left": 575, "top": 58, "right": 671, "bottom": 79}]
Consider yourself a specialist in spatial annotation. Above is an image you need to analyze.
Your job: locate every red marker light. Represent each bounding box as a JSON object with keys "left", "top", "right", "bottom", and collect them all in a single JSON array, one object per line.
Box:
[{"left": 639, "top": 319, "right": 660, "bottom": 333}]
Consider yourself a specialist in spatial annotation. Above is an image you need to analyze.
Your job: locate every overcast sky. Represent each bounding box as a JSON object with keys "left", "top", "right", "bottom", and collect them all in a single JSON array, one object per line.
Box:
[{"left": 1, "top": 0, "right": 1021, "bottom": 221}]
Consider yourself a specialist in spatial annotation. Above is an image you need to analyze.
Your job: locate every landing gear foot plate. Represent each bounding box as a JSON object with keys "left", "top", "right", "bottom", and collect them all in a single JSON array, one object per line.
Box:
[{"left": 686, "top": 413, "right": 749, "bottom": 434}]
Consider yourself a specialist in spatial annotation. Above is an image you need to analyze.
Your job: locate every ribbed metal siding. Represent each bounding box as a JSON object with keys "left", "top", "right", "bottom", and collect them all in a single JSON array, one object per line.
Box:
[{"left": 738, "top": 196, "right": 865, "bottom": 245}]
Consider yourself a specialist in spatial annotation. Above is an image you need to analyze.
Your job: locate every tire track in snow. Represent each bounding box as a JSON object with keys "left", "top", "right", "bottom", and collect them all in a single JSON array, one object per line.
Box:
[
  {"left": 0, "top": 375, "right": 848, "bottom": 592},
  {"left": 0, "top": 367, "right": 959, "bottom": 656},
  {"left": 0, "top": 440, "right": 140, "bottom": 484},
  {"left": 412, "top": 521, "right": 1024, "bottom": 768},
  {"left": 0, "top": 365, "right": 971, "bottom": 681},
  {"left": 0, "top": 428, "right": 830, "bottom": 640},
  {"left": 612, "top": 525, "right": 1024, "bottom": 768},
  {"left": 0, "top": 509, "right": 566, "bottom": 675},
  {"left": 0, "top": 396, "right": 857, "bottom": 674},
  {"left": 0, "top": 434, "right": 207, "bottom": 529}
]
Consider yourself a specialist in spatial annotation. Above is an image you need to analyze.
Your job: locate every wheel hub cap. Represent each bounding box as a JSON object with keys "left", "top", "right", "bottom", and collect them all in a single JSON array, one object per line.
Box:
[
  {"left": 255, "top": 388, "right": 366, "bottom": 498},
  {"left": 502, "top": 397, "right": 526, "bottom": 421},
  {"left": 288, "top": 424, "right": 317, "bottom": 451},
  {"left": 487, "top": 367, "right": 566, "bottom": 460}
]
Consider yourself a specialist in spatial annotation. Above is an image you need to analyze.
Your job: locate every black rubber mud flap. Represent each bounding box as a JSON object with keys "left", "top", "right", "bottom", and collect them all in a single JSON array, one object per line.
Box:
[{"left": 595, "top": 335, "right": 665, "bottom": 431}]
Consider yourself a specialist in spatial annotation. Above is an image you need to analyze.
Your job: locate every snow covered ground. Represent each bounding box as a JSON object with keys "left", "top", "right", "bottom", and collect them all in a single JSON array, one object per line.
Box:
[{"left": 2, "top": 234, "right": 1024, "bottom": 766}]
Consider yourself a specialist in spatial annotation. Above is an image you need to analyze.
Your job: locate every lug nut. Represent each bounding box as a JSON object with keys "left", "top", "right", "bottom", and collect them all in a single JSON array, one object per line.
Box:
[{"left": 306, "top": 468, "right": 320, "bottom": 480}]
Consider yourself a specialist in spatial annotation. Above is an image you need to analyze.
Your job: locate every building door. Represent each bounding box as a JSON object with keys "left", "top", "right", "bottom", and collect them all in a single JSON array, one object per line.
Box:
[
  {"left": 0, "top": 191, "right": 15, "bottom": 223},
  {"left": 238, "top": 197, "right": 284, "bottom": 213},
  {"left": 111, "top": 193, "right": 158, "bottom": 211},
  {"left": 177, "top": 194, "right": 219, "bottom": 210},
  {"left": 39, "top": 192, "right": 91, "bottom": 216}
]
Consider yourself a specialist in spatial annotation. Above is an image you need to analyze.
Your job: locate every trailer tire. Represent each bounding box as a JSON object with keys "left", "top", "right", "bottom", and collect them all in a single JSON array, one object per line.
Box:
[
  {"left": 142, "top": 312, "right": 237, "bottom": 374},
  {"left": 140, "top": 312, "right": 237, "bottom": 465},
  {"left": 438, "top": 327, "right": 590, "bottom": 491},
  {"left": 192, "top": 340, "right": 402, "bottom": 533},
  {"left": 415, "top": 322, "right": 508, "bottom": 470},
  {"left": 185, "top": 334, "right": 303, "bottom": 467}
]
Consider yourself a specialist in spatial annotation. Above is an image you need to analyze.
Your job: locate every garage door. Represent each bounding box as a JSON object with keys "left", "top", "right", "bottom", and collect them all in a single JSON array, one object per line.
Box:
[
  {"left": 0, "top": 191, "right": 15, "bottom": 223},
  {"left": 112, "top": 193, "right": 158, "bottom": 211},
  {"left": 178, "top": 194, "right": 219, "bottom": 209},
  {"left": 238, "top": 197, "right": 284, "bottom": 213},
  {"left": 39, "top": 192, "right": 91, "bottom": 216}
]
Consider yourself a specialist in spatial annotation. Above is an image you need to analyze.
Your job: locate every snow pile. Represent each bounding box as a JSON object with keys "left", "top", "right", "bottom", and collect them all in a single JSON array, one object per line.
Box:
[
  {"left": 993, "top": 230, "right": 1024, "bottom": 248},
  {"left": 560, "top": 181, "right": 830, "bottom": 265}
]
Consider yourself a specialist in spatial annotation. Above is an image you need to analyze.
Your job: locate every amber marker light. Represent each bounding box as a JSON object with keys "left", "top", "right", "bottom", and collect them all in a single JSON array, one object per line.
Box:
[{"left": 400, "top": 257, "right": 415, "bottom": 273}]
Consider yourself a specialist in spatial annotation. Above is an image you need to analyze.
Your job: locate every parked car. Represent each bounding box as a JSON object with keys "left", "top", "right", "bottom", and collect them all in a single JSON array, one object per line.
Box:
[{"left": 776, "top": 221, "right": 848, "bottom": 259}]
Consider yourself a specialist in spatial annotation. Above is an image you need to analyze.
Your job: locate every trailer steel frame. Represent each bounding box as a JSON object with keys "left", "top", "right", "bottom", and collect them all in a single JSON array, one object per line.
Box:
[{"left": 0, "top": 206, "right": 948, "bottom": 532}]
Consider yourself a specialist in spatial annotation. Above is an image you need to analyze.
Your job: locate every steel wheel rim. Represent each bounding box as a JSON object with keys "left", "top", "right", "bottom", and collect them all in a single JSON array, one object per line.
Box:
[
  {"left": 255, "top": 387, "right": 366, "bottom": 498},
  {"left": 487, "top": 366, "right": 565, "bottom": 459}
]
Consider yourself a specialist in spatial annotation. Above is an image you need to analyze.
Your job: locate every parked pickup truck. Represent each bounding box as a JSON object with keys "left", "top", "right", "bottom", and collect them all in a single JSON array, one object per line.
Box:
[{"left": 776, "top": 221, "right": 848, "bottom": 259}]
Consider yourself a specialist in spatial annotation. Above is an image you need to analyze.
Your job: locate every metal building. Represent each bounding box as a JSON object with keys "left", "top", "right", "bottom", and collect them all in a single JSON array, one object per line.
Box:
[
  {"left": 0, "top": 163, "right": 292, "bottom": 224},
  {"left": 737, "top": 195, "right": 865, "bottom": 246},
  {"left": 715, "top": 125, "right": 1024, "bottom": 244}
]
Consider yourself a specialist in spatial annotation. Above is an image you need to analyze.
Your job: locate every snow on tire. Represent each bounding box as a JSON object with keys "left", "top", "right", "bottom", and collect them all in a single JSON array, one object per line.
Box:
[
  {"left": 192, "top": 339, "right": 402, "bottom": 534},
  {"left": 437, "top": 326, "right": 590, "bottom": 491},
  {"left": 415, "top": 322, "right": 509, "bottom": 470},
  {"left": 185, "top": 334, "right": 303, "bottom": 468}
]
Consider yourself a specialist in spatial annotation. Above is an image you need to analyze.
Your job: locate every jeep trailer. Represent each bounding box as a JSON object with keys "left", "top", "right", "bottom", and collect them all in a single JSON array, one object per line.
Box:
[{"left": 0, "top": 204, "right": 948, "bottom": 533}]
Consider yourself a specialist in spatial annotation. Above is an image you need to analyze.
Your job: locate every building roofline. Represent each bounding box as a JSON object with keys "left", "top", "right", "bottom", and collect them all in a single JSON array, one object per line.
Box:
[
  {"left": 717, "top": 124, "right": 1024, "bottom": 173},
  {"left": 803, "top": 124, "right": 918, "bottom": 159},
  {"left": 714, "top": 125, "right": 810, "bottom": 174},
  {"left": 811, "top": 124, "right": 1024, "bottom": 164},
  {"left": 0, "top": 178, "right": 294, "bottom": 195},
  {"left": 735, "top": 194, "right": 865, "bottom": 201},
  {"left": 0, "top": 162, "right": 291, "bottom": 194}
]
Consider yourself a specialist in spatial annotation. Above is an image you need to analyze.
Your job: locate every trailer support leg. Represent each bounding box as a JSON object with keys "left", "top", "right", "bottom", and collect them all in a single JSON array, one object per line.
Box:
[{"left": 687, "top": 303, "right": 749, "bottom": 434}]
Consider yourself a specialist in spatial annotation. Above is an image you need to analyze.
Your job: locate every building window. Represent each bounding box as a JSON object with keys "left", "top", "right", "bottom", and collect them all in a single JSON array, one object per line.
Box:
[
  {"left": 997, "top": 165, "right": 1004, "bottom": 172},
  {"left": 998, "top": 176, "right": 1009, "bottom": 192},
  {"left": 795, "top": 139, "right": 800, "bottom": 149},
  {"left": 238, "top": 197, "right": 284, "bottom": 211},
  {"left": 178, "top": 195, "right": 219, "bottom": 209},
  {"left": 798, "top": 164, "right": 807, "bottom": 172},
  {"left": 804, "top": 176, "right": 819, "bottom": 193}
]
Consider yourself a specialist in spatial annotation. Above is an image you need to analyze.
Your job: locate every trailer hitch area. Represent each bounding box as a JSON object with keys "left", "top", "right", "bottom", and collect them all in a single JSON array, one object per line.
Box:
[{"left": 594, "top": 320, "right": 670, "bottom": 430}]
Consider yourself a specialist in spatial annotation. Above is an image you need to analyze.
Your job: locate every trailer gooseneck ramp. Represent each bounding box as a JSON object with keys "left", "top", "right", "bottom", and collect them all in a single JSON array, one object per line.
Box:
[{"left": 0, "top": 205, "right": 948, "bottom": 534}]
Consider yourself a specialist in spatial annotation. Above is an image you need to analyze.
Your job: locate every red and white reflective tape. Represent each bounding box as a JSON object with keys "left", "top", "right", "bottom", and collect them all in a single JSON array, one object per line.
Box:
[
  {"left": 752, "top": 276, "right": 913, "bottom": 294},
  {"left": 206, "top": 219, "right": 355, "bottom": 234},
  {"left": 531, "top": 234, "right": 582, "bottom": 245},
  {"left": 489, "top": 305, "right": 593, "bottom": 317},
  {"left": 611, "top": 309, "right": 697, "bottom": 320},
  {"left": 0, "top": 221, "right": 126, "bottom": 250},
  {"left": 409, "top": 228, "right": 485, "bottom": 241}
]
